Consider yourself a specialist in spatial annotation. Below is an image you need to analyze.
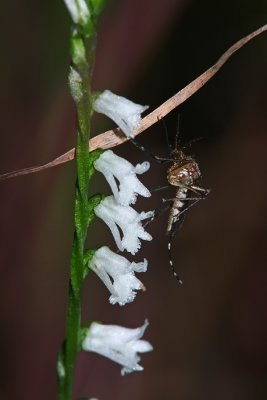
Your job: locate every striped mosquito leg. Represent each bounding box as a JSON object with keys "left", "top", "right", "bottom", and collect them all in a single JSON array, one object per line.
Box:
[{"left": 168, "top": 235, "right": 183, "bottom": 285}]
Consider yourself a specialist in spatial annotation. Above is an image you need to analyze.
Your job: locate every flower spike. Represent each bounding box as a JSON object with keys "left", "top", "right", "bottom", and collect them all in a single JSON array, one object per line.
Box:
[
  {"left": 94, "top": 196, "right": 153, "bottom": 254},
  {"left": 82, "top": 320, "right": 153, "bottom": 375},
  {"left": 94, "top": 150, "right": 151, "bottom": 205},
  {"left": 93, "top": 90, "right": 148, "bottom": 137},
  {"left": 89, "top": 246, "right": 147, "bottom": 305}
]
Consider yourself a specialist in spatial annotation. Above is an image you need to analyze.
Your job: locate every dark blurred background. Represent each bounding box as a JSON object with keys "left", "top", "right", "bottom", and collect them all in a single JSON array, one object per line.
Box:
[{"left": 0, "top": 0, "right": 267, "bottom": 399}]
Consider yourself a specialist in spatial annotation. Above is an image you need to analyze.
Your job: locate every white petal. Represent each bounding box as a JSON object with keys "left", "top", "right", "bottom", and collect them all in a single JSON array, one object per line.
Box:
[
  {"left": 82, "top": 320, "right": 153, "bottom": 375},
  {"left": 94, "top": 150, "right": 151, "bottom": 206},
  {"left": 90, "top": 247, "right": 147, "bottom": 306},
  {"left": 95, "top": 196, "right": 153, "bottom": 254},
  {"left": 93, "top": 90, "right": 148, "bottom": 137},
  {"left": 109, "top": 273, "right": 141, "bottom": 305},
  {"left": 131, "top": 258, "right": 148, "bottom": 273}
]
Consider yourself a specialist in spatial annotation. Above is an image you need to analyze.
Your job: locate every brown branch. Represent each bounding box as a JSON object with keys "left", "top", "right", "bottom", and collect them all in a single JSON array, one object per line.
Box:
[{"left": 1, "top": 23, "right": 267, "bottom": 182}]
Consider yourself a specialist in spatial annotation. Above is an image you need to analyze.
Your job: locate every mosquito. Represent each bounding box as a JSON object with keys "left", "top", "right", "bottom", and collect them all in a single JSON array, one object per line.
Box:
[{"left": 129, "top": 117, "right": 210, "bottom": 284}]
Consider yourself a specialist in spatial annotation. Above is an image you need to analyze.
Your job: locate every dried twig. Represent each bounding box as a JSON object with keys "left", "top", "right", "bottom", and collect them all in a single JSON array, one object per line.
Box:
[{"left": 1, "top": 24, "right": 267, "bottom": 182}]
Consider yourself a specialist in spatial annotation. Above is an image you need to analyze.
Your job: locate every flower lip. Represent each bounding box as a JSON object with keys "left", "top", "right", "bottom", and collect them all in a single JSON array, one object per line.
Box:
[
  {"left": 89, "top": 246, "right": 147, "bottom": 306},
  {"left": 94, "top": 196, "right": 154, "bottom": 255},
  {"left": 82, "top": 320, "right": 153, "bottom": 375},
  {"left": 93, "top": 90, "right": 148, "bottom": 137},
  {"left": 94, "top": 150, "right": 151, "bottom": 206}
]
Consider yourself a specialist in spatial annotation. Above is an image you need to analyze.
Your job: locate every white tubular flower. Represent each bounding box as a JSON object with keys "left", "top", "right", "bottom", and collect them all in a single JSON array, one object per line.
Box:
[
  {"left": 95, "top": 196, "right": 153, "bottom": 255},
  {"left": 64, "top": 0, "right": 90, "bottom": 24},
  {"left": 90, "top": 246, "right": 147, "bottom": 305},
  {"left": 94, "top": 150, "right": 151, "bottom": 205},
  {"left": 82, "top": 320, "right": 153, "bottom": 375},
  {"left": 93, "top": 90, "right": 148, "bottom": 137}
]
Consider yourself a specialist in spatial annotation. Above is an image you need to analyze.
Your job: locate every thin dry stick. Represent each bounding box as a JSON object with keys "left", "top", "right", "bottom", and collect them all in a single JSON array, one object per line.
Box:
[{"left": 1, "top": 23, "right": 267, "bottom": 182}]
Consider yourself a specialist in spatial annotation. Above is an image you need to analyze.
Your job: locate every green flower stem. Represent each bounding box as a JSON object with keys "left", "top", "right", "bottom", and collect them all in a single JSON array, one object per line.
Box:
[{"left": 57, "top": 2, "right": 105, "bottom": 398}]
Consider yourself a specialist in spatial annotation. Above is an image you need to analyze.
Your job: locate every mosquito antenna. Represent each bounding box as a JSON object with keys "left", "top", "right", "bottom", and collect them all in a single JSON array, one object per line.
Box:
[
  {"left": 174, "top": 113, "right": 181, "bottom": 151},
  {"left": 168, "top": 233, "right": 183, "bottom": 284},
  {"left": 161, "top": 118, "right": 172, "bottom": 153},
  {"left": 127, "top": 137, "right": 173, "bottom": 164},
  {"left": 182, "top": 136, "right": 203, "bottom": 151}
]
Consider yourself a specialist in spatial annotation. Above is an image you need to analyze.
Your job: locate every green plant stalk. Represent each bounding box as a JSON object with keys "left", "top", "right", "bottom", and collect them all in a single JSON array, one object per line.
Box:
[{"left": 57, "top": 21, "right": 99, "bottom": 400}]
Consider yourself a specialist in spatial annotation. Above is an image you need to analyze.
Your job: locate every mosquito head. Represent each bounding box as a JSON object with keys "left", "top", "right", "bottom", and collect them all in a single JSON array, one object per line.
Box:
[
  {"left": 170, "top": 148, "right": 186, "bottom": 162},
  {"left": 170, "top": 147, "right": 195, "bottom": 163}
]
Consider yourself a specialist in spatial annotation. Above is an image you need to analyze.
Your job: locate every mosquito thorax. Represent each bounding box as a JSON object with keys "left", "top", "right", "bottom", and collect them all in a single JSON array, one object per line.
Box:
[{"left": 167, "top": 159, "right": 201, "bottom": 187}]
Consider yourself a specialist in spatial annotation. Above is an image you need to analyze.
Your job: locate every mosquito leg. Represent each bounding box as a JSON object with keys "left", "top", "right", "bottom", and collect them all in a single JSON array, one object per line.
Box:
[
  {"left": 174, "top": 183, "right": 210, "bottom": 198},
  {"left": 129, "top": 138, "right": 173, "bottom": 164},
  {"left": 143, "top": 203, "right": 171, "bottom": 228},
  {"left": 150, "top": 185, "right": 171, "bottom": 193},
  {"left": 179, "top": 184, "right": 209, "bottom": 196},
  {"left": 170, "top": 197, "right": 206, "bottom": 221},
  {"left": 190, "top": 185, "right": 210, "bottom": 196},
  {"left": 176, "top": 198, "right": 203, "bottom": 218},
  {"left": 162, "top": 196, "right": 204, "bottom": 202}
]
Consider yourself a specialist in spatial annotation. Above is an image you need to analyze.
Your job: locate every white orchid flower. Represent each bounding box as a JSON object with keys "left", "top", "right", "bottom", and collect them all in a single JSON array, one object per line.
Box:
[
  {"left": 82, "top": 320, "right": 153, "bottom": 375},
  {"left": 89, "top": 246, "right": 147, "bottom": 305},
  {"left": 94, "top": 150, "right": 151, "bottom": 205},
  {"left": 93, "top": 90, "right": 148, "bottom": 137},
  {"left": 94, "top": 196, "right": 153, "bottom": 254}
]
